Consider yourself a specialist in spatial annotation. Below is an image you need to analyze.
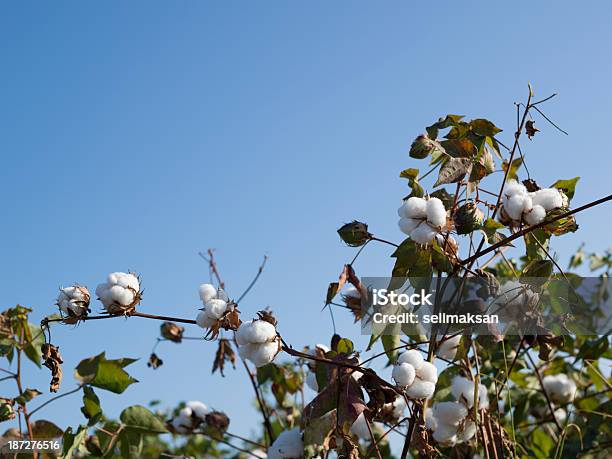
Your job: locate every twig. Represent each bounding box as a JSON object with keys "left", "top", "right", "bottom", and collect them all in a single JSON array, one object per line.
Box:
[
  {"left": 29, "top": 385, "right": 84, "bottom": 417},
  {"left": 526, "top": 352, "right": 562, "bottom": 430},
  {"left": 236, "top": 255, "right": 268, "bottom": 304}
]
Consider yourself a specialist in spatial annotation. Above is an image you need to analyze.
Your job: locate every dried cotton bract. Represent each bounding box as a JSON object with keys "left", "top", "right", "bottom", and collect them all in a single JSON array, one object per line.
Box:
[
  {"left": 392, "top": 350, "right": 437, "bottom": 399},
  {"left": 56, "top": 285, "right": 90, "bottom": 320},
  {"left": 236, "top": 319, "right": 280, "bottom": 367},
  {"left": 268, "top": 428, "right": 304, "bottom": 459},
  {"left": 95, "top": 272, "right": 141, "bottom": 315},
  {"left": 398, "top": 197, "right": 448, "bottom": 244},
  {"left": 196, "top": 283, "right": 231, "bottom": 329}
]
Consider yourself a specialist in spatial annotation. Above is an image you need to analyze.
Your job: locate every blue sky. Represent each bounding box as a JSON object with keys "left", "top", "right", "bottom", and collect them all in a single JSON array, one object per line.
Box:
[{"left": 1, "top": 1, "right": 611, "bottom": 454}]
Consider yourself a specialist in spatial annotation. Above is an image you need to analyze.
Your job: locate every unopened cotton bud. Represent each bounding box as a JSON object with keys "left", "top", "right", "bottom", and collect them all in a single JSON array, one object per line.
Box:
[
  {"left": 337, "top": 221, "right": 370, "bottom": 247},
  {"left": 398, "top": 217, "right": 420, "bottom": 235},
  {"left": 426, "top": 197, "right": 447, "bottom": 228},
  {"left": 397, "top": 350, "right": 424, "bottom": 369},
  {"left": 199, "top": 284, "right": 218, "bottom": 304},
  {"left": 416, "top": 361, "right": 438, "bottom": 383},
  {"left": 453, "top": 202, "right": 484, "bottom": 234},
  {"left": 437, "top": 335, "right": 461, "bottom": 360},
  {"left": 392, "top": 363, "right": 416, "bottom": 387},
  {"left": 432, "top": 402, "right": 467, "bottom": 426},
  {"left": 405, "top": 379, "right": 435, "bottom": 399},
  {"left": 404, "top": 197, "right": 427, "bottom": 219},
  {"left": 532, "top": 188, "right": 563, "bottom": 211},
  {"left": 268, "top": 428, "right": 304, "bottom": 459},
  {"left": 410, "top": 223, "right": 437, "bottom": 244},
  {"left": 525, "top": 204, "right": 547, "bottom": 225},
  {"left": 204, "top": 299, "right": 228, "bottom": 320}
]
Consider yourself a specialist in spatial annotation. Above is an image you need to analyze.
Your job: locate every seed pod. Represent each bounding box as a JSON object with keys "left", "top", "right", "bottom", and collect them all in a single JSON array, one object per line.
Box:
[
  {"left": 0, "top": 398, "right": 15, "bottom": 422},
  {"left": 160, "top": 321, "right": 185, "bottom": 343},
  {"left": 337, "top": 221, "right": 371, "bottom": 247},
  {"left": 453, "top": 202, "right": 484, "bottom": 235},
  {"left": 410, "top": 134, "right": 441, "bottom": 159},
  {"left": 203, "top": 411, "right": 230, "bottom": 439}
]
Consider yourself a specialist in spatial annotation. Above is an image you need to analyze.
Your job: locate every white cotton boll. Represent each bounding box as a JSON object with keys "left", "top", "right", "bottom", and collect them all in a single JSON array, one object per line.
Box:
[
  {"left": 186, "top": 401, "right": 209, "bottom": 420},
  {"left": 109, "top": 285, "right": 133, "bottom": 306},
  {"left": 238, "top": 343, "right": 256, "bottom": 361},
  {"left": 502, "top": 180, "right": 527, "bottom": 200},
  {"left": 268, "top": 428, "right": 303, "bottom": 459},
  {"left": 432, "top": 402, "right": 468, "bottom": 426},
  {"left": 451, "top": 376, "right": 488, "bottom": 409},
  {"left": 238, "top": 320, "right": 277, "bottom": 344},
  {"left": 216, "top": 288, "right": 229, "bottom": 302},
  {"left": 553, "top": 408, "right": 567, "bottom": 424},
  {"left": 306, "top": 372, "right": 318, "bottom": 392},
  {"left": 410, "top": 223, "right": 437, "bottom": 244},
  {"left": 404, "top": 197, "right": 427, "bottom": 218},
  {"left": 416, "top": 361, "right": 438, "bottom": 383},
  {"left": 235, "top": 320, "right": 253, "bottom": 345},
  {"left": 350, "top": 413, "right": 370, "bottom": 438},
  {"left": 390, "top": 396, "right": 406, "bottom": 418},
  {"left": 248, "top": 341, "right": 280, "bottom": 367},
  {"left": 525, "top": 204, "right": 546, "bottom": 225},
  {"left": 432, "top": 423, "right": 458, "bottom": 446},
  {"left": 405, "top": 379, "right": 436, "bottom": 399},
  {"left": 505, "top": 194, "right": 528, "bottom": 220},
  {"left": 425, "top": 410, "right": 438, "bottom": 431},
  {"left": 437, "top": 335, "right": 462, "bottom": 360},
  {"left": 398, "top": 217, "right": 420, "bottom": 235},
  {"left": 542, "top": 374, "right": 577, "bottom": 404},
  {"left": 397, "top": 350, "right": 424, "bottom": 369},
  {"left": 117, "top": 273, "right": 139, "bottom": 291},
  {"left": 199, "top": 284, "right": 218, "bottom": 304},
  {"left": 457, "top": 420, "right": 477, "bottom": 442},
  {"left": 204, "top": 299, "right": 228, "bottom": 320},
  {"left": 392, "top": 363, "right": 416, "bottom": 387},
  {"left": 426, "top": 198, "right": 447, "bottom": 228},
  {"left": 107, "top": 272, "right": 120, "bottom": 285},
  {"left": 533, "top": 188, "right": 563, "bottom": 211},
  {"left": 196, "top": 311, "right": 216, "bottom": 329},
  {"left": 248, "top": 449, "right": 267, "bottom": 459},
  {"left": 477, "top": 385, "right": 489, "bottom": 410}
]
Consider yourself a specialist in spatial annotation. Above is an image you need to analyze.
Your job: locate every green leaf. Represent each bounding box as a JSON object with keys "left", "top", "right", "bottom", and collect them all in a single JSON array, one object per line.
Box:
[
  {"left": 521, "top": 260, "right": 553, "bottom": 287},
  {"left": 325, "top": 282, "right": 339, "bottom": 306},
  {"left": 469, "top": 118, "right": 502, "bottom": 137},
  {"left": 336, "top": 338, "right": 354, "bottom": 355},
  {"left": 120, "top": 405, "right": 168, "bottom": 434},
  {"left": 14, "top": 388, "right": 42, "bottom": 405},
  {"left": 426, "top": 114, "right": 465, "bottom": 140},
  {"left": 61, "top": 425, "right": 88, "bottom": 459},
  {"left": 531, "top": 428, "right": 555, "bottom": 458},
  {"left": 75, "top": 353, "right": 138, "bottom": 394},
  {"left": 119, "top": 429, "right": 143, "bottom": 458},
  {"left": 551, "top": 177, "right": 579, "bottom": 200},
  {"left": 81, "top": 386, "right": 102, "bottom": 425},
  {"left": 542, "top": 209, "right": 578, "bottom": 236},
  {"left": 524, "top": 228, "right": 550, "bottom": 261},
  {"left": 434, "top": 157, "right": 472, "bottom": 186},
  {"left": 502, "top": 157, "right": 523, "bottom": 181},
  {"left": 381, "top": 335, "right": 400, "bottom": 364},
  {"left": 23, "top": 323, "right": 44, "bottom": 368}
]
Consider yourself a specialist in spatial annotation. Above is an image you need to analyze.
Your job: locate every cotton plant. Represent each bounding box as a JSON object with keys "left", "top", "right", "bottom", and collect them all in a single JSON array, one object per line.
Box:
[
  {"left": 392, "top": 349, "right": 438, "bottom": 399},
  {"left": 398, "top": 196, "right": 448, "bottom": 244},
  {"left": 436, "top": 335, "right": 462, "bottom": 360},
  {"left": 236, "top": 318, "right": 281, "bottom": 367},
  {"left": 500, "top": 179, "right": 567, "bottom": 226},
  {"left": 95, "top": 271, "right": 141, "bottom": 315},
  {"left": 56, "top": 285, "right": 90, "bottom": 319}
]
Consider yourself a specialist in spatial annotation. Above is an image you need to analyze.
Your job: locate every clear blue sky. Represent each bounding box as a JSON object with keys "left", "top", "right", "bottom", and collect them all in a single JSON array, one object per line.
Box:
[{"left": 1, "top": 1, "right": 611, "bottom": 453}]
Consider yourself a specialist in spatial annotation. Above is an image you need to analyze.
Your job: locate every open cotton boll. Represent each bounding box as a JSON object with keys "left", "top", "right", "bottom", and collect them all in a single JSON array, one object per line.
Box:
[
  {"left": 505, "top": 194, "right": 528, "bottom": 220},
  {"left": 502, "top": 180, "right": 527, "bottom": 200},
  {"left": 96, "top": 272, "right": 140, "bottom": 314},
  {"left": 237, "top": 320, "right": 277, "bottom": 344},
  {"left": 397, "top": 349, "right": 424, "bottom": 369},
  {"left": 410, "top": 223, "right": 437, "bottom": 244},
  {"left": 248, "top": 341, "right": 280, "bottom": 367},
  {"left": 392, "top": 362, "right": 416, "bottom": 387},
  {"left": 457, "top": 420, "right": 477, "bottom": 442},
  {"left": 437, "top": 335, "right": 462, "bottom": 360},
  {"left": 390, "top": 396, "right": 407, "bottom": 418},
  {"left": 432, "top": 423, "right": 458, "bottom": 446},
  {"left": 426, "top": 197, "right": 447, "bottom": 228},
  {"left": 451, "top": 376, "right": 488, "bottom": 409},
  {"left": 432, "top": 402, "right": 468, "bottom": 426},
  {"left": 57, "top": 286, "right": 90, "bottom": 317},
  {"left": 404, "top": 197, "right": 428, "bottom": 219},
  {"left": 196, "top": 311, "right": 216, "bottom": 329},
  {"left": 532, "top": 188, "right": 563, "bottom": 211},
  {"left": 198, "top": 284, "right": 218, "bottom": 304},
  {"left": 238, "top": 343, "right": 257, "bottom": 361},
  {"left": 350, "top": 413, "right": 370, "bottom": 438},
  {"left": 405, "top": 379, "right": 435, "bottom": 399},
  {"left": 398, "top": 217, "right": 420, "bottom": 235},
  {"left": 204, "top": 299, "right": 228, "bottom": 320},
  {"left": 525, "top": 204, "right": 547, "bottom": 225},
  {"left": 425, "top": 410, "right": 438, "bottom": 431},
  {"left": 186, "top": 401, "right": 209, "bottom": 421},
  {"left": 542, "top": 374, "right": 577, "bottom": 404},
  {"left": 268, "top": 428, "right": 303, "bottom": 459},
  {"left": 416, "top": 361, "right": 438, "bottom": 383}
]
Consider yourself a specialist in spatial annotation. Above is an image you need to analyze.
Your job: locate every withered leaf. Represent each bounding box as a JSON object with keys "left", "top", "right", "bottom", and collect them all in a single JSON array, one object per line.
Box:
[
  {"left": 212, "top": 339, "right": 236, "bottom": 377},
  {"left": 160, "top": 322, "right": 184, "bottom": 343},
  {"left": 525, "top": 120, "right": 539, "bottom": 140},
  {"left": 147, "top": 353, "right": 163, "bottom": 369},
  {"left": 41, "top": 343, "right": 63, "bottom": 393}
]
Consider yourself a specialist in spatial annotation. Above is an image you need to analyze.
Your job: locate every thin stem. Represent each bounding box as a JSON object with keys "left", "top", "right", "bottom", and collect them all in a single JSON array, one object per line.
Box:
[
  {"left": 526, "top": 352, "right": 562, "bottom": 430},
  {"left": 29, "top": 384, "right": 84, "bottom": 417},
  {"left": 241, "top": 358, "right": 275, "bottom": 444},
  {"left": 236, "top": 255, "right": 268, "bottom": 304}
]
